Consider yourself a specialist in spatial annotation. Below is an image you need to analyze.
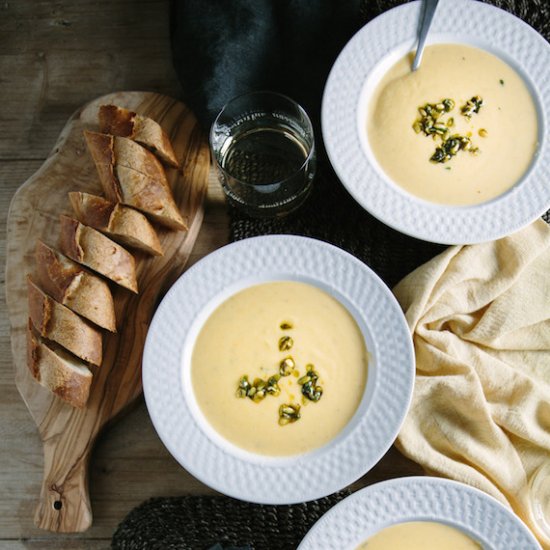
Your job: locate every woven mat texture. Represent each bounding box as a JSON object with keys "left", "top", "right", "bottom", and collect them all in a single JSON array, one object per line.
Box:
[{"left": 112, "top": 491, "right": 351, "bottom": 549}]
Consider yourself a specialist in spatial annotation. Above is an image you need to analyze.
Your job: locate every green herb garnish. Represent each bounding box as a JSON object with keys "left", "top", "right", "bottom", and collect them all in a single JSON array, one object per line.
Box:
[
  {"left": 430, "top": 134, "right": 475, "bottom": 164},
  {"left": 412, "top": 96, "right": 484, "bottom": 164},
  {"left": 236, "top": 333, "right": 322, "bottom": 426},
  {"left": 278, "top": 335, "right": 294, "bottom": 351},
  {"left": 412, "top": 98, "right": 455, "bottom": 137},
  {"left": 460, "top": 95, "right": 483, "bottom": 118},
  {"left": 279, "top": 356, "right": 296, "bottom": 376},
  {"left": 236, "top": 375, "right": 251, "bottom": 398},
  {"left": 278, "top": 403, "right": 301, "bottom": 425},
  {"left": 236, "top": 375, "right": 281, "bottom": 402},
  {"left": 266, "top": 374, "right": 281, "bottom": 396},
  {"left": 250, "top": 378, "right": 268, "bottom": 402},
  {"left": 298, "top": 364, "right": 323, "bottom": 402}
]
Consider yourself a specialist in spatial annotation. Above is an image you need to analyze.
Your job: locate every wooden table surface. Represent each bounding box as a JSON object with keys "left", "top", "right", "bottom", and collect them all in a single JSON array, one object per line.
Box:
[{"left": 0, "top": 1, "right": 423, "bottom": 547}]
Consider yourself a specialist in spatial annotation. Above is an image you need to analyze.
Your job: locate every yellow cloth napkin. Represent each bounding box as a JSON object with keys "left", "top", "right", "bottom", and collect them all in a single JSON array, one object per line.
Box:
[{"left": 393, "top": 219, "right": 550, "bottom": 548}]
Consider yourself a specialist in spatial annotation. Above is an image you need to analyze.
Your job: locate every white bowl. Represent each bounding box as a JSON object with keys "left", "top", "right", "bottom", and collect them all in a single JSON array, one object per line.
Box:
[
  {"left": 143, "top": 235, "right": 415, "bottom": 504},
  {"left": 298, "top": 477, "right": 541, "bottom": 549},
  {"left": 322, "top": 0, "right": 550, "bottom": 244}
]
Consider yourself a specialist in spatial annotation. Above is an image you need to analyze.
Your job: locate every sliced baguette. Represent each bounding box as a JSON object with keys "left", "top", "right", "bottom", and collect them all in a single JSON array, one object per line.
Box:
[
  {"left": 35, "top": 240, "right": 116, "bottom": 332},
  {"left": 113, "top": 135, "right": 169, "bottom": 183},
  {"left": 98, "top": 104, "right": 179, "bottom": 168},
  {"left": 84, "top": 131, "right": 186, "bottom": 230},
  {"left": 84, "top": 131, "right": 121, "bottom": 202},
  {"left": 28, "top": 276, "right": 102, "bottom": 366},
  {"left": 115, "top": 165, "right": 187, "bottom": 230},
  {"left": 27, "top": 322, "right": 92, "bottom": 409},
  {"left": 59, "top": 215, "right": 138, "bottom": 293},
  {"left": 69, "top": 192, "right": 163, "bottom": 256}
]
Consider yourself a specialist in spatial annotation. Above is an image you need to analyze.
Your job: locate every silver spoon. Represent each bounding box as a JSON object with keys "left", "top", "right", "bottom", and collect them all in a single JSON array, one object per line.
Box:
[{"left": 411, "top": 0, "right": 440, "bottom": 71}]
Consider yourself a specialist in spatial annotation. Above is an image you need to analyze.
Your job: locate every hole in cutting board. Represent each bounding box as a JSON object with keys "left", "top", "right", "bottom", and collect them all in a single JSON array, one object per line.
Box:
[{"left": 53, "top": 500, "right": 62, "bottom": 510}]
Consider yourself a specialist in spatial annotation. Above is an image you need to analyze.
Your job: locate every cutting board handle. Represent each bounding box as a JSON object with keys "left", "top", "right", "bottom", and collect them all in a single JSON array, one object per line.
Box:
[
  {"left": 8, "top": 92, "right": 210, "bottom": 533},
  {"left": 34, "top": 442, "right": 92, "bottom": 532}
]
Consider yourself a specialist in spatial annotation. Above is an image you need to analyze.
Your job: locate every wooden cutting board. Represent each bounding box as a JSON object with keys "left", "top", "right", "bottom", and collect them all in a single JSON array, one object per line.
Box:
[{"left": 5, "top": 91, "right": 211, "bottom": 533}]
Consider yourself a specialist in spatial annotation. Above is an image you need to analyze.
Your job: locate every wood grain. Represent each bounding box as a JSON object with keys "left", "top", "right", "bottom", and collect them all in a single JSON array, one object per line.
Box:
[
  {"left": 0, "top": 0, "right": 181, "bottom": 160},
  {"left": 5, "top": 91, "right": 210, "bottom": 533}
]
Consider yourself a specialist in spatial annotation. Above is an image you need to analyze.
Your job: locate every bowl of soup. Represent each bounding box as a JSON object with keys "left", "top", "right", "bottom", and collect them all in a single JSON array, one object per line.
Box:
[
  {"left": 322, "top": 0, "right": 550, "bottom": 244},
  {"left": 366, "top": 43, "right": 538, "bottom": 206},
  {"left": 191, "top": 280, "right": 368, "bottom": 457},
  {"left": 143, "top": 235, "right": 415, "bottom": 504},
  {"left": 298, "top": 477, "right": 541, "bottom": 549}
]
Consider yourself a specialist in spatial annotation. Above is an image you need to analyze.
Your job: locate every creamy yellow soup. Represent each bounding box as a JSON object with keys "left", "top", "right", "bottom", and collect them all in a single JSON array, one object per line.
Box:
[
  {"left": 191, "top": 281, "right": 368, "bottom": 456},
  {"left": 357, "top": 521, "right": 482, "bottom": 550},
  {"left": 368, "top": 44, "right": 538, "bottom": 205}
]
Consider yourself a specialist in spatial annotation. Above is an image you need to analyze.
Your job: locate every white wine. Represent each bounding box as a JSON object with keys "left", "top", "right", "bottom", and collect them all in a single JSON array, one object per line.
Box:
[
  {"left": 221, "top": 125, "right": 309, "bottom": 185},
  {"left": 211, "top": 92, "right": 316, "bottom": 218}
]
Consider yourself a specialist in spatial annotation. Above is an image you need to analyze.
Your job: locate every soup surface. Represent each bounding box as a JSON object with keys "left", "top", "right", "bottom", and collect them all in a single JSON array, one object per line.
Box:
[
  {"left": 368, "top": 44, "right": 538, "bottom": 205},
  {"left": 357, "top": 521, "right": 482, "bottom": 550},
  {"left": 191, "top": 281, "right": 368, "bottom": 456}
]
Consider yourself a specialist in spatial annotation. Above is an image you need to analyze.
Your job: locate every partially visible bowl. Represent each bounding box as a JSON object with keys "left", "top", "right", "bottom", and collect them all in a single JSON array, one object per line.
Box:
[{"left": 298, "top": 477, "right": 541, "bottom": 549}]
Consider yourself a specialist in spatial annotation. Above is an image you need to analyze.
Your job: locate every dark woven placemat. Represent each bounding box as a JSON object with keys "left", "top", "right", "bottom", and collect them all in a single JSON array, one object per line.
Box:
[
  {"left": 230, "top": 161, "right": 448, "bottom": 288},
  {"left": 113, "top": 1, "right": 550, "bottom": 549},
  {"left": 111, "top": 491, "right": 351, "bottom": 550}
]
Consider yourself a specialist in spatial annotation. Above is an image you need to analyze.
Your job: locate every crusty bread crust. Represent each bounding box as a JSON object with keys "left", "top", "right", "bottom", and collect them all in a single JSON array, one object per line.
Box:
[
  {"left": 27, "top": 322, "right": 92, "bottom": 409},
  {"left": 69, "top": 192, "right": 163, "bottom": 256},
  {"left": 113, "top": 136, "right": 168, "bottom": 184},
  {"left": 59, "top": 215, "right": 138, "bottom": 293},
  {"left": 70, "top": 191, "right": 113, "bottom": 228},
  {"left": 84, "top": 131, "right": 121, "bottom": 203},
  {"left": 35, "top": 240, "right": 116, "bottom": 331},
  {"left": 99, "top": 104, "right": 179, "bottom": 168},
  {"left": 85, "top": 130, "right": 186, "bottom": 230},
  {"left": 27, "top": 276, "right": 102, "bottom": 366},
  {"left": 115, "top": 165, "right": 187, "bottom": 230}
]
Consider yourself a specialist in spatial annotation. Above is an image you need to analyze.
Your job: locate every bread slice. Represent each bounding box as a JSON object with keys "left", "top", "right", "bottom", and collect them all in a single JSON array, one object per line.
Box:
[
  {"left": 84, "top": 131, "right": 121, "bottom": 202},
  {"left": 28, "top": 276, "right": 102, "bottom": 366},
  {"left": 59, "top": 215, "right": 138, "bottom": 293},
  {"left": 115, "top": 165, "right": 187, "bottom": 230},
  {"left": 113, "top": 135, "right": 169, "bottom": 183},
  {"left": 98, "top": 104, "right": 179, "bottom": 168},
  {"left": 84, "top": 131, "right": 186, "bottom": 230},
  {"left": 69, "top": 192, "right": 163, "bottom": 256},
  {"left": 35, "top": 240, "right": 116, "bottom": 332},
  {"left": 27, "top": 322, "right": 92, "bottom": 409}
]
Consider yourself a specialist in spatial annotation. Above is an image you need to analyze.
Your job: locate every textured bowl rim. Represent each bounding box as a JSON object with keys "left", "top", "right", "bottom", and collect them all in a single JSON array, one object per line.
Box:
[
  {"left": 143, "top": 235, "right": 415, "bottom": 504},
  {"left": 322, "top": 0, "right": 550, "bottom": 244},
  {"left": 298, "top": 476, "right": 542, "bottom": 549}
]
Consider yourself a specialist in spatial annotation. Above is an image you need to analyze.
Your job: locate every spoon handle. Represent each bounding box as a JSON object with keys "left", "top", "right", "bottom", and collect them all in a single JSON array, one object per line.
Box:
[{"left": 412, "top": 0, "right": 440, "bottom": 71}]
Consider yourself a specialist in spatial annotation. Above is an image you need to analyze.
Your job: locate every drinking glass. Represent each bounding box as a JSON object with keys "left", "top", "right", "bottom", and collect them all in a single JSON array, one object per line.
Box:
[{"left": 210, "top": 91, "right": 316, "bottom": 218}]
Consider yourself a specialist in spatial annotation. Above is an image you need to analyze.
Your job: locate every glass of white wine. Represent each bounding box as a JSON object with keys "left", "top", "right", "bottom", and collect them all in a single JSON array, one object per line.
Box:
[{"left": 210, "top": 91, "right": 316, "bottom": 218}]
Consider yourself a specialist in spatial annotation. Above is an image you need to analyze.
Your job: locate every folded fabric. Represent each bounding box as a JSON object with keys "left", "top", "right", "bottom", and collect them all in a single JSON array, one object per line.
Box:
[
  {"left": 394, "top": 219, "right": 550, "bottom": 548},
  {"left": 170, "top": 0, "right": 360, "bottom": 128}
]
